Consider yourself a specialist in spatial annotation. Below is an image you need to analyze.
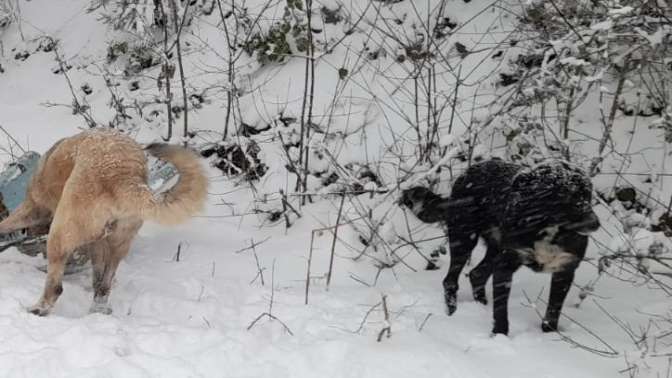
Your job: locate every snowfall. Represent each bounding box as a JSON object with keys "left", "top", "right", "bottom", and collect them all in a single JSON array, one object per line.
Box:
[{"left": 0, "top": 0, "right": 671, "bottom": 377}]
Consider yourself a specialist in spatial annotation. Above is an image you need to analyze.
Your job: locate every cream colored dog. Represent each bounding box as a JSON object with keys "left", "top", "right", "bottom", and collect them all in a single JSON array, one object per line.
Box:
[{"left": 0, "top": 129, "right": 208, "bottom": 315}]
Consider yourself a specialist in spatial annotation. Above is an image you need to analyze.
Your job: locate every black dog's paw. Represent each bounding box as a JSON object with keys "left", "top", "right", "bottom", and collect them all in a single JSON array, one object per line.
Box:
[
  {"left": 469, "top": 271, "right": 488, "bottom": 305},
  {"left": 473, "top": 291, "right": 488, "bottom": 306},
  {"left": 541, "top": 320, "right": 558, "bottom": 333},
  {"left": 444, "top": 292, "right": 457, "bottom": 315},
  {"left": 491, "top": 322, "right": 509, "bottom": 336}
]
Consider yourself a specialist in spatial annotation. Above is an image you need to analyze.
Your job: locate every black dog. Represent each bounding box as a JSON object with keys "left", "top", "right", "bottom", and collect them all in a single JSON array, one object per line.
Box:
[{"left": 400, "top": 159, "right": 600, "bottom": 335}]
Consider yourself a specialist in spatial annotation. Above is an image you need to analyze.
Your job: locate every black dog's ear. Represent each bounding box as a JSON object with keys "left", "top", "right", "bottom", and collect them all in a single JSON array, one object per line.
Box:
[{"left": 398, "top": 189, "right": 412, "bottom": 207}]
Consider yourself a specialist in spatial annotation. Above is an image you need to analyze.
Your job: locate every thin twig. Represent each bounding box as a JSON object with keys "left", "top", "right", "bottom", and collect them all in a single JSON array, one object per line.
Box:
[
  {"left": 376, "top": 294, "right": 391, "bottom": 342},
  {"left": 247, "top": 260, "right": 294, "bottom": 335},
  {"left": 326, "top": 194, "right": 346, "bottom": 289},
  {"left": 0, "top": 124, "right": 25, "bottom": 154}
]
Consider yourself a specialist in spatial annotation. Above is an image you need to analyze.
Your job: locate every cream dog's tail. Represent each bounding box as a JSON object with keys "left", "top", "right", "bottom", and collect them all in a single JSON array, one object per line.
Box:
[{"left": 124, "top": 143, "right": 208, "bottom": 225}]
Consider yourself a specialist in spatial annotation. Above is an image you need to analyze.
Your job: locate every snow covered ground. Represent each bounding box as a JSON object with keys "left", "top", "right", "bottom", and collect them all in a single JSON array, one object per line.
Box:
[
  {"left": 1, "top": 0, "right": 672, "bottom": 377},
  {"left": 0, "top": 201, "right": 667, "bottom": 378}
]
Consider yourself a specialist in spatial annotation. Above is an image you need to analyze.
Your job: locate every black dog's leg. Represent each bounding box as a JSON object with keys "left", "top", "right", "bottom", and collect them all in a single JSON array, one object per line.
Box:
[
  {"left": 469, "top": 246, "right": 497, "bottom": 305},
  {"left": 492, "top": 251, "right": 522, "bottom": 335},
  {"left": 443, "top": 231, "right": 478, "bottom": 315},
  {"left": 541, "top": 269, "right": 576, "bottom": 332},
  {"left": 542, "top": 233, "right": 587, "bottom": 332}
]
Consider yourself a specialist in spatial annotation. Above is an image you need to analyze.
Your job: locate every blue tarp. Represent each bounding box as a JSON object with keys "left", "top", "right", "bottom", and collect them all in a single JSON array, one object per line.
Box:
[{"left": 0, "top": 151, "right": 40, "bottom": 212}]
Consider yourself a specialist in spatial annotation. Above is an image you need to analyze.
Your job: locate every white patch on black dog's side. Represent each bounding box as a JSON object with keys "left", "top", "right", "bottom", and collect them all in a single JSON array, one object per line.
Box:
[
  {"left": 537, "top": 225, "right": 559, "bottom": 242},
  {"left": 516, "top": 226, "right": 578, "bottom": 273},
  {"left": 531, "top": 240, "right": 577, "bottom": 273}
]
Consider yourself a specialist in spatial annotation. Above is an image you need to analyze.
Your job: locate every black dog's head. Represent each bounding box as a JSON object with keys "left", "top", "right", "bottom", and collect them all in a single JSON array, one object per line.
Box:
[
  {"left": 399, "top": 186, "right": 434, "bottom": 209},
  {"left": 399, "top": 186, "right": 450, "bottom": 223}
]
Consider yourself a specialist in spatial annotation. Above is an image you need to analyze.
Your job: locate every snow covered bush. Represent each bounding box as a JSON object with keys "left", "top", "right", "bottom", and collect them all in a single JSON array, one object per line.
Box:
[
  {"left": 91, "top": 0, "right": 210, "bottom": 34},
  {"left": 242, "top": 0, "right": 313, "bottom": 65},
  {"left": 201, "top": 139, "right": 268, "bottom": 181},
  {"left": 0, "top": 0, "right": 15, "bottom": 29},
  {"left": 94, "top": 0, "right": 192, "bottom": 74},
  {"left": 608, "top": 225, "right": 672, "bottom": 276},
  {"left": 498, "top": 0, "right": 672, "bottom": 164},
  {"left": 92, "top": 0, "right": 159, "bottom": 33}
]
